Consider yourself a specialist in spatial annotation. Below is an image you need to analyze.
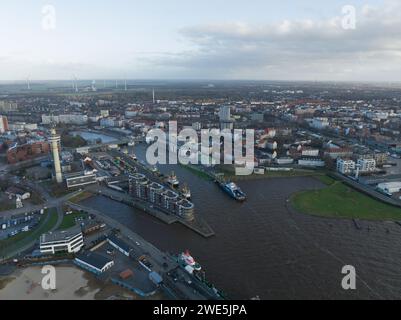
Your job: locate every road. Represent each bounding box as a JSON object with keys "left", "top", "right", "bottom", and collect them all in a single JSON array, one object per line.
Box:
[
  {"left": 0, "top": 190, "right": 83, "bottom": 261},
  {"left": 66, "top": 201, "right": 218, "bottom": 300}
]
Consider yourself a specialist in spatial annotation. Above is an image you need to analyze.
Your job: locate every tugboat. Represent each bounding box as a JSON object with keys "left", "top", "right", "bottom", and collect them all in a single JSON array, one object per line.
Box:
[
  {"left": 181, "top": 183, "right": 191, "bottom": 200},
  {"left": 219, "top": 181, "right": 246, "bottom": 202},
  {"left": 167, "top": 171, "right": 180, "bottom": 188},
  {"left": 178, "top": 250, "right": 202, "bottom": 271}
]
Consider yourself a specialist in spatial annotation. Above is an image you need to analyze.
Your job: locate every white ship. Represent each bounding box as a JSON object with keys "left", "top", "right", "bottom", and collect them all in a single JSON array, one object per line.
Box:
[
  {"left": 166, "top": 171, "right": 179, "bottom": 188},
  {"left": 178, "top": 250, "right": 201, "bottom": 271}
]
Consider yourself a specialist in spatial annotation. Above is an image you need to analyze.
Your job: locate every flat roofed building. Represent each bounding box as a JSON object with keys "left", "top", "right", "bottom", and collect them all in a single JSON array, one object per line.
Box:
[
  {"left": 336, "top": 158, "right": 355, "bottom": 174},
  {"left": 377, "top": 182, "right": 401, "bottom": 196},
  {"left": 65, "top": 172, "right": 97, "bottom": 189},
  {"left": 75, "top": 252, "right": 114, "bottom": 275},
  {"left": 357, "top": 158, "right": 376, "bottom": 172},
  {"left": 108, "top": 235, "right": 132, "bottom": 257},
  {"left": 40, "top": 225, "right": 84, "bottom": 254}
]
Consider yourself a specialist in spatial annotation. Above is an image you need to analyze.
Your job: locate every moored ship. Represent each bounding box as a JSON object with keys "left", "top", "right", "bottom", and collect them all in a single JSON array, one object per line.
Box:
[
  {"left": 218, "top": 181, "right": 246, "bottom": 201},
  {"left": 180, "top": 183, "right": 191, "bottom": 200},
  {"left": 166, "top": 171, "right": 180, "bottom": 188},
  {"left": 178, "top": 250, "right": 202, "bottom": 272}
]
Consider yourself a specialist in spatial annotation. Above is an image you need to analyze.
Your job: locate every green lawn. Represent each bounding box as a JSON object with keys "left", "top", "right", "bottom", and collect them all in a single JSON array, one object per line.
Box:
[
  {"left": 291, "top": 181, "right": 401, "bottom": 220},
  {"left": 0, "top": 200, "right": 16, "bottom": 212},
  {"left": 57, "top": 211, "right": 87, "bottom": 231},
  {"left": 0, "top": 208, "right": 59, "bottom": 258},
  {"left": 316, "top": 175, "right": 335, "bottom": 186},
  {"left": 180, "top": 164, "right": 213, "bottom": 181}
]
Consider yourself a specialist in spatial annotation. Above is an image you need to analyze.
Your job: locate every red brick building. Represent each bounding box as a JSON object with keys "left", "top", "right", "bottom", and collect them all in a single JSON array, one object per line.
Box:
[{"left": 7, "top": 141, "right": 50, "bottom": 164}]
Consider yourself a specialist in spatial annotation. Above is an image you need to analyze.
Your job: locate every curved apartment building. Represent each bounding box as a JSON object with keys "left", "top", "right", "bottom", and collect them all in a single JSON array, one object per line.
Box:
[{"left": 129, "top": 173, "right": 195, "bottom": 221}]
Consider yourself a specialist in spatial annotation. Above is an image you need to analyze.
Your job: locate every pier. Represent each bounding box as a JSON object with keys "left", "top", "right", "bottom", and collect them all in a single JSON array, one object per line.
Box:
[{"left": 85, "top": 185, "right": 215, "bottom": 238}]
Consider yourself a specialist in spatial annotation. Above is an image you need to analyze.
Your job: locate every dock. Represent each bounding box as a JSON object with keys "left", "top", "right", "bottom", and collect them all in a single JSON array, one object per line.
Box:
[{"left": 85, "top": 185, "right": 215, "bottom": 238}]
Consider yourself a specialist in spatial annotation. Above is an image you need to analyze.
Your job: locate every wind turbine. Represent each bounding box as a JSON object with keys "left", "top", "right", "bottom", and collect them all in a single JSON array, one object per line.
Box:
[
  {"left": 26, "top": 76, "right": 31, "bottom": 90},
  {"left": 73, "top": 75, "right": 79, "bottom": 92}
]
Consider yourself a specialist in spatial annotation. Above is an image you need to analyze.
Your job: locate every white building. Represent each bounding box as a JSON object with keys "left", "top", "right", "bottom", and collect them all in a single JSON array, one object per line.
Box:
[
  {"left": 42, "top": 114, "right": 88, "bottom": 125},
  {"left": 100, "top": 117, "right": 123, "bottom": 128},
  {"left": 357, "top": 158, "right": 376, "bottom": 172},
  {"left": 192, "top": 122, "right": 202, "bottom": 131},
  {"left": 100, "top": 110, "right": 109, "bottom": 117},
  {"left": 40, "top": 226, "right": 84, "bottom": 255},
  {"left": 108, "top": 235, "right": 132, "bottom": 256},
  {"left": 310, "top": 117, "right": 330, "bottom": 130},
  {"left": 75, "top": 253, "right": 114, "bottom": 275},
  {"left": 337, "top": 159, "right": 355, "bottom": 174},
  {"left": 219, "top": 106, "right": 231, "bottom": 122},
  {"left": 8, "top": 122, "right": 38, "bottom": 131},
  {"left": 0, "top": 115, "right": 9, "bottom": 133},
  {"left": 377, "top": 182, "right": 401, "bottom": 196},
  {"left": 298, "top": 158, "right": 326, "bottom": 167},
  {"left": 301, "top": 148, "right": 320, "bottom": 157}
]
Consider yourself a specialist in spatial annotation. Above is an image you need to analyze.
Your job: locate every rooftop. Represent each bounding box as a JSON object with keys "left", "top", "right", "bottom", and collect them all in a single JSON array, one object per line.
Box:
[
  {"left": 40, "top": 225, "right": 82, "bottom": 244},
  {"left": 76, "top": 252, "right": 113, "bottom": 270}
]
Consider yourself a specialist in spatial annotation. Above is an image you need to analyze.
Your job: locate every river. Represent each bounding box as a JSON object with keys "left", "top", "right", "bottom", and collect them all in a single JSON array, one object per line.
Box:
[{"left": 81, "top": 144, "right": 401, "bottom": 300}]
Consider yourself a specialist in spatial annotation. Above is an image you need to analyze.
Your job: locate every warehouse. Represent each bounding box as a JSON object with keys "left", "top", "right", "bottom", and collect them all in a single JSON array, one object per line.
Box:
[
  {"left": 75, "top": 252, "right": 114, "bottom": 275},
  {"left": 107, "top": 235, "right": 132, "bottom": 257},
  {"left": 377, "top": 182, "right": 401, "bottom": 196}
]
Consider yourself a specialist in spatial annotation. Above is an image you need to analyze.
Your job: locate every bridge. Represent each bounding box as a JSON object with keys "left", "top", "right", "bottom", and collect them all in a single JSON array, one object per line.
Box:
[{"left": 75, "top": 136, "right": 145, "bottom": 154}]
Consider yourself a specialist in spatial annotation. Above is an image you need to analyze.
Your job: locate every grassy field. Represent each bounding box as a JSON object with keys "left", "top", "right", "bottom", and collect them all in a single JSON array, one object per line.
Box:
[
  {"left": 227, "top": 169, "right": 323, "bottom": 181},
  {"left": 0, "top": 200, "right": 16, "bottom": 212},
  {"left": 291, "top": 179, "right": 401, "bottom": 220},
  {"left": 0, "top": 208, "right": 59, "bottom": 258},
  {"left": 57, "top": 211, "right": 87, "bottom": 231},
  {"left": 179, "top": 164, "right": 214, "bottom": 181}
]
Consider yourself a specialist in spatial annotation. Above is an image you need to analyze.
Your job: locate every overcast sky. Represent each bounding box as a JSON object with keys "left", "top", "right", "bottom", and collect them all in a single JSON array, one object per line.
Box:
[{"left": 0, "top": 0, "right": 400, "bottom": 81}]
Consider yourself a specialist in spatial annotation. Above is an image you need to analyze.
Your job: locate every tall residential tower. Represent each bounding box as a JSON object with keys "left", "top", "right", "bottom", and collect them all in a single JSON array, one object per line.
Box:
[{"left": 49, "top": 128, "right": 63, "bottom": 183}]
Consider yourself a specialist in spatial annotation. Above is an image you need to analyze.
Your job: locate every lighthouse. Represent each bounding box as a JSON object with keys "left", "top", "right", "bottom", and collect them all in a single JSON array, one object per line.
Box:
[{"left": 49, "top": 128, "right": 63, "bottom": 183}]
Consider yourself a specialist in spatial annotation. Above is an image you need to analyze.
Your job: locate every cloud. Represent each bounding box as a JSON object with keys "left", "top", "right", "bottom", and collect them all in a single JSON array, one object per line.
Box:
[{"left": 142, "top": 1, "right": 401, "bottom": 81}]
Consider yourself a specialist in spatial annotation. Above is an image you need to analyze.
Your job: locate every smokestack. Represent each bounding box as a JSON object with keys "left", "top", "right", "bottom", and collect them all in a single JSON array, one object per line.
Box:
[{"left": 49, "top": 128, "right": 63, "bottom": 183}]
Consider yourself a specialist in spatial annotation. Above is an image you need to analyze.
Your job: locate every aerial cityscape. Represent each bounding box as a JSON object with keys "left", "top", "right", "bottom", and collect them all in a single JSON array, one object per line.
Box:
[{"left": 1, "top": 0, "right": 401, "bottom": 305}]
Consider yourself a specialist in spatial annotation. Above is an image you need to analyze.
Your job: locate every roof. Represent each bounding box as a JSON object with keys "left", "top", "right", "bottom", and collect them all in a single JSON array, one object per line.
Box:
[
  {"left": 149, "top": 271, "right": 163, "bottom": 284},
  {"left": 108, "top": 235, "right": 132, "bottom": 253},
  {"left": 378, "top": 182, "right": 401, "bottom": 188},
  {"left": 119, "top": 269, "right": 134, "bottom": 280},
  {"left": 40, "top": 225, "right": 82, "bottom": 243},
  {"left": 76, "top": 252, "right": 113, "bottom": 270}
]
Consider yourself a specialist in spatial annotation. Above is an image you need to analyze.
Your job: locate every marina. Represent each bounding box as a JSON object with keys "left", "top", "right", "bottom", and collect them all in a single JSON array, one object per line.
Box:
[{"left": 80, "top": 146, "right": 401, "bottom": 299}]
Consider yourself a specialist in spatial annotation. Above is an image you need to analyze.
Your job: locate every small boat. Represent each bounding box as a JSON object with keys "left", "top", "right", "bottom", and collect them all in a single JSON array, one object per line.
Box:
[
  {"left": 167, "top": 171, "right": 179, "bottom": 188},
  {"left": 181, "top": 184, "right": 191, "bottom": 200}
]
